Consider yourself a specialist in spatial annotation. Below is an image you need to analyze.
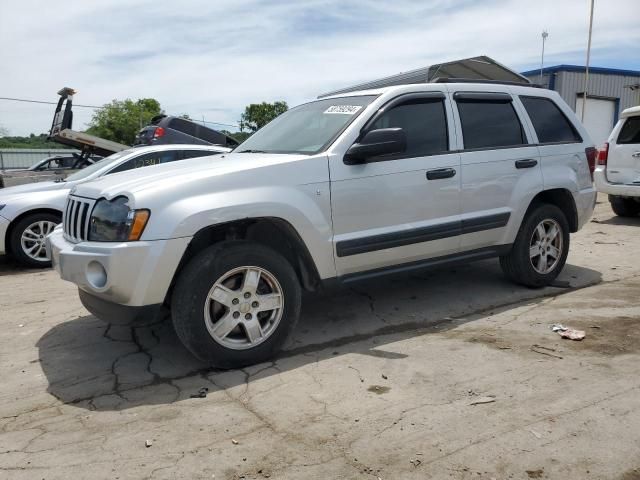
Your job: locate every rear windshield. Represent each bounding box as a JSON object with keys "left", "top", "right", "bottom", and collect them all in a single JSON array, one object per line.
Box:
[{"left": 618, "top": 116, "right": 640, "bottom": 144}]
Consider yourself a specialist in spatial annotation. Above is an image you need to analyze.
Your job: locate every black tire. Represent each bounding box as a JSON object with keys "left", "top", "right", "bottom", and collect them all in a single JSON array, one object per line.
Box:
[
  {"left": 499, "top": 204, "right": 570, "bottom": 288},
  {"left": 609, "top": 195, "right": 640, "bottom": 217},
  {"left": 171, "top": 241, "right": 302, "bottom": 368},
  {"left": 9, "top": 212, "right": 61, "bottom": 268}
]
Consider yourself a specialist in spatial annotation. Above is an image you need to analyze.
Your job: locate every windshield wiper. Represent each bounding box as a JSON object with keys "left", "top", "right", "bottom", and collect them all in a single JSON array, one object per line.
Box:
[{"left": 237, "top": 149, "right": 267, "bottom": 153}]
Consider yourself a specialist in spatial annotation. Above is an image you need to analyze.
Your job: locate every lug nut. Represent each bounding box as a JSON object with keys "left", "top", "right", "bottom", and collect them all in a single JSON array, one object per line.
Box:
[
  {"left": 232, "top": 298, "right": 239, "bottom": 305},
  {"left": 245, "top": 313, "right": 252, "bottom": 320},
  {"left": 233, "top": 312, "right": 240, "bottom": 319},
  {"left": 252, "top": 301, "right": 259, "bottom": 308},
  {"left": 244, "top": 292, "right": 251, "bottom": 299}
]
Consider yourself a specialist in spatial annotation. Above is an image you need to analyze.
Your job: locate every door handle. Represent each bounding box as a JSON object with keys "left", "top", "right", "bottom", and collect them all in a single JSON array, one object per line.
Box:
[
  {"left": 632, "top": 152, "right": 640, "bottom": 158},
  {"left": 515, "top": 159, "right": 538, "bottom": 169},
  {"left": 426, "top": 168, "right": 456, "bottom": 180}
]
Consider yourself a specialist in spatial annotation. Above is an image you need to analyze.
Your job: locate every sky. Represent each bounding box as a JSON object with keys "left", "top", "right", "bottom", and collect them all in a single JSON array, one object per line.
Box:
[{"left": 1, "top": 0, "right": 639, "bottom": 136}]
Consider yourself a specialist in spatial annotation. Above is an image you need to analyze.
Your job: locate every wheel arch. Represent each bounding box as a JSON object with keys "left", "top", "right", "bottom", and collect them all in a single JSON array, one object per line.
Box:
[
  {"left": 526, "top": 188, "right": 578, "bottom": 233},
  {"left": 5, "top": 208, "right": 63, "bottom": 255},
  {"left": 166, "top": 217, "right": 322, "bottom": 304}
]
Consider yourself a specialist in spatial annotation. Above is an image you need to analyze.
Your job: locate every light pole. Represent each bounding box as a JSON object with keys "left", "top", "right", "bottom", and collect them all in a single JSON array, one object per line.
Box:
[
  {"left": 539, "top": 30, "right": 549, "bottom": 85},
  {"left": 582, "top": 0, "right": 595, "bottom": 122}
]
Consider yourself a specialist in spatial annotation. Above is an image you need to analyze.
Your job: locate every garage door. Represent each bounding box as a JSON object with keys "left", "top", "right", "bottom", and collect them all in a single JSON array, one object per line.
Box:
[{"left": 575, "top": 96, "right": 616, "bottom": 146}]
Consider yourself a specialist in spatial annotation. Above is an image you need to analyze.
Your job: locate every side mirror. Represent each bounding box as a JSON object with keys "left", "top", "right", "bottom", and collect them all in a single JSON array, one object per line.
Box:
[{"left": 344, "top": 128, "right": 407, "bottom": 165}]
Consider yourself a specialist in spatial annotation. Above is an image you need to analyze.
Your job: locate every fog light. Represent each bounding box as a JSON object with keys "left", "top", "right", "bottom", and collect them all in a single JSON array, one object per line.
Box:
[{"left": 87, "top": 261, "right": 107, "bottom": 288}]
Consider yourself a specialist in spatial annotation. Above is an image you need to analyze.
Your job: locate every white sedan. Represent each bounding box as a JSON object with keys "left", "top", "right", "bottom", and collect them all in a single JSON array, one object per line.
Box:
[{"left": 0, "top": 144, "right": 230, "bottom": 267}]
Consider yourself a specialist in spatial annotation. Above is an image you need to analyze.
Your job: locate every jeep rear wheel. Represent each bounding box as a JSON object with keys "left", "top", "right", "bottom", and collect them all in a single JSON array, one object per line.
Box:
[
  {"left": 171, "top": 241, "right": 301, "bottom": 368},
  {"left": 609, "top": 195, "right": 640, "bottom": 217},
  {"left": 500, "top": 204, "right": 570, "bottom": 288}
]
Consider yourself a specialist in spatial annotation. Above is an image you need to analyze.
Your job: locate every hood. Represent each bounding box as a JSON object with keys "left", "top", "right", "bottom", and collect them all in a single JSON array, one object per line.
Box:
[
  {"left": 71, "top": 152, "right": 312, "bottom": 200},
  {"left": 0, "top": 181, "right": 68, "bottom": 198}
]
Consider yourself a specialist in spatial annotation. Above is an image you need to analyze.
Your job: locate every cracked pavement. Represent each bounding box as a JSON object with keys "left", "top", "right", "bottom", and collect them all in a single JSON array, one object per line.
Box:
[{"left": 1, "top": 198, "right": 640, "bottom": 479}]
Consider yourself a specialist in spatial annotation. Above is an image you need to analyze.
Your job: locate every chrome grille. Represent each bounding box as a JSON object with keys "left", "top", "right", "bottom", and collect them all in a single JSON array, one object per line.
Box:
[{"left": 63, "top": 196, "right": 95, "bottom": 242}]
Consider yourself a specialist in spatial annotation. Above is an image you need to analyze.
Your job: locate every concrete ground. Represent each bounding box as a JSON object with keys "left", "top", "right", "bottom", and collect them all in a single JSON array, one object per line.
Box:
[{"left": 1, "top": 198, "right": 639, "bottom": 480}]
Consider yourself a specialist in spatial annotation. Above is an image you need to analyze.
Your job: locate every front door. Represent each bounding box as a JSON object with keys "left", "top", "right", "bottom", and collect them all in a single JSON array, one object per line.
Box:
[{"left": 329, "top": 92, "right": 462, "bottom": 277}]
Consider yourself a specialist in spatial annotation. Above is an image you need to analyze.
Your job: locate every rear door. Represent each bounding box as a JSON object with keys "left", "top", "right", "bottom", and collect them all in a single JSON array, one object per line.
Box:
[
  {"left": 452, "top": 90, "right": 542, "bottom": 250},
  {"left": 607, "top": 115, "right": 640, "bottom": 184}
]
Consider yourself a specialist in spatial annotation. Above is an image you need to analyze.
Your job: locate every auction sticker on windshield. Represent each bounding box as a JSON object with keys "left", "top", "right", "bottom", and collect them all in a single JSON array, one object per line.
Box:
[{"left": 324, "top": 105, "right": 363, "bottom": 114}]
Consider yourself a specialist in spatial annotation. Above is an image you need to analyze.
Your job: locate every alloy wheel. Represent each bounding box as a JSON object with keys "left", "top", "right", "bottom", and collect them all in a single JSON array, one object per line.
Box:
[
  {"left": 204, "top": 266, "right": 284, "bottom": 350},
  {"left": 20, "top": 221, "right": 57, "bottom": 262},
  {"left": 529, "top": 219, "right": 563, "bottom": 274}
]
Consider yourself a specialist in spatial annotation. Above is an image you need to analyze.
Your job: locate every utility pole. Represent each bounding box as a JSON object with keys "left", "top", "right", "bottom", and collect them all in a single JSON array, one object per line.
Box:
[
  {"left": 582, "top": 0, "right": 595, "bottom": 122},
  {"left": 539, "top": 30, "right": 549, "bottom": 85}
]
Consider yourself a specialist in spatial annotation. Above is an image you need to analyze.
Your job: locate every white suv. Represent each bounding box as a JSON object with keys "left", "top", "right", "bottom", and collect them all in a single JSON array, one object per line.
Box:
[
  {"left": 48, "top": 81, "right": 596, "bottom": 367},
  {"left": 594, "top": 106, "right": 640, "bottom": 216}
]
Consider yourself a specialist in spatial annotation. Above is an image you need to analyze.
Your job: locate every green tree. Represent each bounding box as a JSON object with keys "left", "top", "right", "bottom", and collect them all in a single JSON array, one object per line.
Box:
[
  {"left": 86, "top": 98, "right": 163, "bottom": 145},
  {"left": 0, "top": 133, "right": 67, "bottom": 149},
  {"left": 239, "top": 101, "right": 288, "bottom": 132}
]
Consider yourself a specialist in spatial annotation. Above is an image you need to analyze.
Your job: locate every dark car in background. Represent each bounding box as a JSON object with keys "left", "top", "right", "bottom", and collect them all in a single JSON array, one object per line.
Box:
[{"left": 134, "top": 115, "right": 240, "bottom": 148}]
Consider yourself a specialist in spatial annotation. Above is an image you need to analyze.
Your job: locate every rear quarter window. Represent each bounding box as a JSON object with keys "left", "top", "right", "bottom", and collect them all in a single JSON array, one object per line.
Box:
[
  {"left": 168, "top": 118, "right": 198, "bottom": 137},
  {"left": 617, "top": 116, "right": 640, "bottom": 144},
  {"left": 520, "top": 96, "right": 581, "bottom": 143}
]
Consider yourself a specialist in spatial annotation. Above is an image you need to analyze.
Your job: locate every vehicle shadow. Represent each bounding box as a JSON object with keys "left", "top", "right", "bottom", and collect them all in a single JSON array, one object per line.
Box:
[
  {"left": 0, "top": 255, "right": 37, "bottom": 277},
  {"left": 592, "top": 215, "right": 640, "bottom": 226},
  {"left": 36, "top": 260, "right": 603, "bottom": 411}
]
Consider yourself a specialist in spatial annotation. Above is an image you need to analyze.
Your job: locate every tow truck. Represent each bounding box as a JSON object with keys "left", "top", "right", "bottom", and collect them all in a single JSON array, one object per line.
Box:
[{"left": 0, "top": 88, "right": 129, "bottom": 188}]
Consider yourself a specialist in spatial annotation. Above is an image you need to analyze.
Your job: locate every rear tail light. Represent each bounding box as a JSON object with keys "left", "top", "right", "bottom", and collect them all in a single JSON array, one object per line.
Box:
[
  {"left": 585, "top": 146, "right": 597, "bottom": 180},
  {"left": 153, "top": 127, "right": 165, "bottom": 139},
  {"left": 597, "top": 142, "right": 609, "bottom": 166}
]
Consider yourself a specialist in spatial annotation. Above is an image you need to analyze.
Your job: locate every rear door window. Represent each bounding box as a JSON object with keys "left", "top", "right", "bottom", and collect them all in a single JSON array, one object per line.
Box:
[
  {"left": 456, "top": 96, "right": 526, "bottom": 149},
  {"left": 108, "top": 151, "right": 180, "bottom": 174},
  {"left": 60, "top": 157, "right": 76, "bottom": 168},
  {"left": 182, "top": 150, "right": 218, "bottom": 159},
  {"left": 198, "top": 127, "right": 225, "bottom": 145},
  {"left": 520, "top": 96, "right": 581, "bottom": 143},
  {"left": 618, "top": 116, "right": 640, "bottom": 144}
]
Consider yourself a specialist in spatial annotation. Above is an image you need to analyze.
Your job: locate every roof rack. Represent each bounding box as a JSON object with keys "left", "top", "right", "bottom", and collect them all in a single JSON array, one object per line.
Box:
[{"left": 432, "top": 77, "right": 543, "bottom": 88}]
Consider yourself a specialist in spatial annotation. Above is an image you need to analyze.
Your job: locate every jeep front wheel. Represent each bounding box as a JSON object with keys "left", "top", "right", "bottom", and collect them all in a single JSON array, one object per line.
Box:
[
  {"left": 171, "top": 241, "right": 302, "bottom": 368},
  {"left": 500, "top": 204, "right": 570, "bottom": 288}
]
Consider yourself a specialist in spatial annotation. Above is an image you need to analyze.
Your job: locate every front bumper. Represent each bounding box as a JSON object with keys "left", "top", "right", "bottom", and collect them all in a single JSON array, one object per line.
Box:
[
  {"left": 0, "top": 214, "right": 9, "bottom": 255},
  {"left": 594, "top": 168, "right": 640, "bottom": 197},
  {"left": 46, "top": 226, "right": 191, "bottom": 307}
]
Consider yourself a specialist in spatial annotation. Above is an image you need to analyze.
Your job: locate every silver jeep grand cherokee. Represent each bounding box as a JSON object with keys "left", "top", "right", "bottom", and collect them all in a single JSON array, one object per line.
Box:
[{"left": 48, "top": 82, "right": 596, "bottom": 368}]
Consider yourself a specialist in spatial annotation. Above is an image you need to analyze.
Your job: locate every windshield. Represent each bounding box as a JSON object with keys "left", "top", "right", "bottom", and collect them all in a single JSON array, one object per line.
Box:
[
  {"left": 64, "top": 150, "right": 130, "bottom": 182},
  {"left": 237, "top": 95, "right": 376, "bottom": 154}
]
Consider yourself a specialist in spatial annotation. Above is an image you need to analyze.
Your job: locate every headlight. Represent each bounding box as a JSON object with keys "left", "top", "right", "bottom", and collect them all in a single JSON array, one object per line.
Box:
[{"left": 88, "top": 196, "right": 150, "bottom": 242}]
